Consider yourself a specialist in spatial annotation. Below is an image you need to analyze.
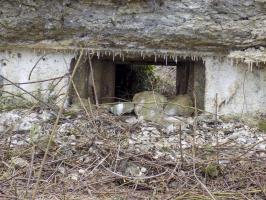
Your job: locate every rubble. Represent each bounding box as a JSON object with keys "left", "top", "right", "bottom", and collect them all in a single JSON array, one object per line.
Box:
[
  {"left": 11, "top": 157, "right": 29, "bottom": 169},
  {"left": 0, "top": 107, "right": 265, "bottom": 199}
]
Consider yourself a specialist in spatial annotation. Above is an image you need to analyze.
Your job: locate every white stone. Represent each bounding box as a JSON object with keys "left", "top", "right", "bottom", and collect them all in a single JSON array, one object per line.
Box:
[
  {"left": 11, "top": 157, "right": 29, "bottom": 168},
  {"left": 68, "top": 173, "right": 79, "bottom": 181},
  {"left": 78, "top": 169, "right": 86, "bottom": 175},
  {"left": 58, "top": 166, "right": 66, "bottom": 175},
  {"left": 109, "top": 102, "right": 134, "bottom": 115},
  {"left": 125, "top": 116, "right": 138, "bottom": 124}
]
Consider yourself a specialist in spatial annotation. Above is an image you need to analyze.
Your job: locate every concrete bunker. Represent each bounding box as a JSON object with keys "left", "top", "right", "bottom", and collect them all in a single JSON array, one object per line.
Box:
[
  {"left": 69, "top": 55, "right": 206, "bottom": 111},
  {"left": 1, "top": 49, "right": 265, "bottom": 116}
]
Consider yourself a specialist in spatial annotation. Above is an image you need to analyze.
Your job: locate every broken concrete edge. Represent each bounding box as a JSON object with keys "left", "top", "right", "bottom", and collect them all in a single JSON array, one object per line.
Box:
[
  {"left": 2, "top": 44, "right": 266, "bottom": 68},
  {"left": 228, "top": 47, "right": 266, "bottom": 67},
  {"left": 1, "top": 44, "right": 266, "bottom": 67}
]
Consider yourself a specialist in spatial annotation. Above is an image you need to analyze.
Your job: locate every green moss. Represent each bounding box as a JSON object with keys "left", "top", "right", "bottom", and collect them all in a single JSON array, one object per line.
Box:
[
  {"left": 203, "top": 164, "right": 220, "bottom": 178},
  {"left": 204, "top": 144, "right": 215, "bottom": 153},
  {"left": 258, "top": 120, "right": 266, "bottom": 132}
]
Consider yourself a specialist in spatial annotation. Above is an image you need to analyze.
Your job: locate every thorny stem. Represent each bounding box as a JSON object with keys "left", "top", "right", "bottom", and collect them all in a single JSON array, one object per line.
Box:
[
  {"left": 31, "top": 49, "right": 84, "bottom": 199},
  {"left": 88, "top": 54, "right": 99, "bottom": 107},
  {"left": 215, "top": 93, "right": 219, "bottom": 164},
  {"left": 192, "top": 91, "right": 216, "bottom": 200}
]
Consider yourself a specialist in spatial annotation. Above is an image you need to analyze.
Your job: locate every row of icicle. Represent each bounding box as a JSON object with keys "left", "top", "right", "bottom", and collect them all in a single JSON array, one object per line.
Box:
[
  {"left": 3, "top": 47, "right": 266, "bottom": 70},
  {"left": 27, "top": 47, "right": 207, "bottom": 65}
]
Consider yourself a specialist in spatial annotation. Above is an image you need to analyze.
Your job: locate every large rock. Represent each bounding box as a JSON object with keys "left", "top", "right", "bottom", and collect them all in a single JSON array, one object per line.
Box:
[
  {"left": 109, "top": 102, "right": 134, "bottom": 115},
  {"left": 0, "top": 0, "right": 265, "bottom": 55},
  {"left": 133, "top": 91, "right": 167, "bottom": 121},
  {"left": 164, "top": 95, "right": 194, "bottom": 117}
]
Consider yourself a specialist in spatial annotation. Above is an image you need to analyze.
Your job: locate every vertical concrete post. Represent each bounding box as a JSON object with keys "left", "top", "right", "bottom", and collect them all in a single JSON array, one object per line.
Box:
[
  {"left": 89, "top": 60, "right": 115, "bottom": 104},
  {"left": 176, "top": 60, "right": 190, "bottom": 95},
  {"left": 69, "top": 56, "right": 90, "bottom": 104}
]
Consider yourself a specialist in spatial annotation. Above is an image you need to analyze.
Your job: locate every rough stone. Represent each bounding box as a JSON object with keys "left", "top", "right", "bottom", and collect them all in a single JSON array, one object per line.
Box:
[
  {"left": 124, "top": 162, "right": 146, "bottom": 177},
  {"left": 11, "top": 157, "right": 29, "bottom": 168},
  {"left": 133, "top": 91, "right": 167, "bottom": 121},
  {"left": 124, "top": 116, "right": 139, "bottom": 124},
  {"left": 164, "top": 95, "right": 194, "bottom": 117},
  {"left": 0, "top": 0, "right": 266, "bottom": 54}
]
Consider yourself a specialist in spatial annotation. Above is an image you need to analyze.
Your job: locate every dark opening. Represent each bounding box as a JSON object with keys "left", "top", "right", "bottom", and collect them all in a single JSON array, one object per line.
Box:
[
  {"left": 115, "top": 64, "right": 136, "bottom": 100},
  {"left": 115, "top": 64, "right": 159, "bottom": 101},
  {"left": 69, "top": 55, "right": 205, "bottom": 111}
]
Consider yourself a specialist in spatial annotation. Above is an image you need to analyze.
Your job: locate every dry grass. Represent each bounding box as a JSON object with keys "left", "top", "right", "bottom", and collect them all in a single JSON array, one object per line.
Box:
[{"left": 0, "top": 106, "right": 266, "bottom": 200}]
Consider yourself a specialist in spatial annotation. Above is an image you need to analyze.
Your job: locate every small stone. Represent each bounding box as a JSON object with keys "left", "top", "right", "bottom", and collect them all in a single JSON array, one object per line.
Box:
[
  {"left": 255, "top": 144, "right": 266, "bottom": 150},
  {"left": 236, "top": 136, "right": 248, "bottom": 144},
  {"left": 69, "top": 135, "right": 76, "bottom": 141},
  {"left": 165, "top": 124, "right": 175, "bottom": 133},
  {"left": 125, "top": 163, "right": 142, "bottom": 177},
  {"left": 218, "top": 160, "right": 230, "bottom": 166},
  {"left": 68, "top": 173, "right": 79, "bottom": 181},
  {"left": 11, "top": 157, "right": 29, "bottom": 168},
  {"left": 78, "top": 169, "right": 86, "bottom": 175},
  {"left": 58, "top": 166, "right": 66, "bottom": 175},
  {"left": 125, "top": 116, "right": 138, "bottom": 124},
  {"left": 40, "top": 110, "right": 53, "bottom": 121}
]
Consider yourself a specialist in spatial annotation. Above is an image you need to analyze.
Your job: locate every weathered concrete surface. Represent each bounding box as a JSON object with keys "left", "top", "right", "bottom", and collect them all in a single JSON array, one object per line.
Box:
[
  {"left": 0, "top": 0, "right": 266, "bottom": 55},
  {"left": 0, "top": 49, "right": 72, "bottom": 101},
  {"left": 205, "top": 58, "right": 266, "bottom": 115}
]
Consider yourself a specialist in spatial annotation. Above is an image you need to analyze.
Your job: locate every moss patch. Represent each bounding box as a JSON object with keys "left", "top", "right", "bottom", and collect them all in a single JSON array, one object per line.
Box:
[{"left": 258, "top": 120, "right": 266, "bottom": 132}]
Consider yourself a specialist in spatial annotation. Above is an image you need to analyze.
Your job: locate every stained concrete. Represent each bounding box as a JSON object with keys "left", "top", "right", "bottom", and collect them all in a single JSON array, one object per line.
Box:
[
  {"left": 204, "top": 58, "right": 266, "bottom": 115},
  {"left": 0, "top": 49, "right": 73, "bottom": 102},
  {"left": 0, "top": 49, "right": 265, "bottom": 116}
]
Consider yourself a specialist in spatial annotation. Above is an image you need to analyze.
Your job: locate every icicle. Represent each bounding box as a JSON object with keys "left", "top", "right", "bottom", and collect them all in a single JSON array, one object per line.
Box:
[
  {"left": 96, "top": 51, "right": 100, "bottom": 60},
  {"left": 122, "top": 54, "right": 125, "bottom": 62},
  {"left": 119, "top": 51, "right": 122, "bottom": 58},
  {"left": 154, "top": 53, "right": 157, "bottom": 63},
  {"left": 112, "top": 51, "right": 115, "bottom": 62},
  {"left": 165, "top": 54, "right": 168, "bottom": 65}
]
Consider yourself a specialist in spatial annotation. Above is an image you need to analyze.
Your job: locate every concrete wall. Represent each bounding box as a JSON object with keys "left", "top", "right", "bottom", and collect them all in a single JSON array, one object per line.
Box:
[
  {"left": 204, "top": 57, "right": 266, "bottom": 115},
  {"left": 1, "top": 49, "right": 265, "bottom": 116},
  {"left": 0, "top": 49, "right": 74, "bottom": 103}
]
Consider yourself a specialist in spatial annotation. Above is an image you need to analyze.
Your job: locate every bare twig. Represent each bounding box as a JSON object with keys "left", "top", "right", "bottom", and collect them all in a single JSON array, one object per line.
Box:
[
  {"left": 215, "top": 93, "right": 219, "bottom": 164},
  {"left": 31, "top": 49, "right": 84, "bottom": 199},
  {"left": 192, "top": 91, "right": 216, "bottom": 200},
  {"left": 88, "top": 54, "right": 99, "bottom": 107}
]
